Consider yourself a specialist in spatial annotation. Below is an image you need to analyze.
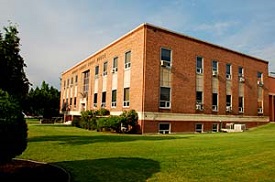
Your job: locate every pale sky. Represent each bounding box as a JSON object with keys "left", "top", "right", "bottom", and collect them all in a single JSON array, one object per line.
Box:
[{"left": 1, "top": 0, "right": 275, "bottom": 89}]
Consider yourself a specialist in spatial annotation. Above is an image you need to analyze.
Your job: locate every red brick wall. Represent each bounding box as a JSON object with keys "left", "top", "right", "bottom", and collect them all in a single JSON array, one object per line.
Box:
[{"left": 143, "top": 25, "right": 269, "bottom": 116}]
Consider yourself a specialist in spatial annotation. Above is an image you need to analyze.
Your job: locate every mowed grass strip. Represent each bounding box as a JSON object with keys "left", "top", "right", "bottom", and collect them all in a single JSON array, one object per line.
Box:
[{"left": 20, "top": 121, "right": 275, "bottom": 182}]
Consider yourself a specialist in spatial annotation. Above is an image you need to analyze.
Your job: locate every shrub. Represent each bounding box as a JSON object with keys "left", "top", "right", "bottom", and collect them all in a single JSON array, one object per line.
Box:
[
  {"left": 97, "top": 116, "right": 123, "bottom": 132},
  {"left": 0, "top": 89, "right": 28, "bottom": 164},
  {"left": 80, "top": 110, "right": 97, "bottom": 130},
  {"left": 97, "top": 108, "right": 110, "bottom": 116},
  {"left": 120, "top": 109, "right": 138, "bottom": 133}
]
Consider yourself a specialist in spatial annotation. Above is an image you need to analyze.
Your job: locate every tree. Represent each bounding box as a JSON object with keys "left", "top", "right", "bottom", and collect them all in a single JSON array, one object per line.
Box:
[
  {"left": 23, "top": 81, "right": 60, "bottom": 118},
  {"left": 0, "top": 24, "right": 29, "bottom": 163},
  {"left": 0, "top": 24, "right": 30, "bottom": 104},
  {"left": 0, "top": 89, "right": 28, "bottom": 164}
]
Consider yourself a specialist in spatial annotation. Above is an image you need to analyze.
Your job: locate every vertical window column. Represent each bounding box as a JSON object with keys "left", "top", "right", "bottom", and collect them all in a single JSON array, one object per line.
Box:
[
  {"left": 123, "top": 51, "right": 131, "bottom": 107},
  {"left": 238, "top": 67, "right": 245, "bottom": 114},
  {"left": 226, "top": 64, "right": 232, "bottom": 113},
  {"left": 93, "top": 66, "right": 99, "bottom": 108},
  {"left": 196, "top": 56, "right": 204, "bottom": 111},
  {"left": 212, "top": 60, "right": 219, "bottom": 112},
  {"left": 257, "top": 72, "right": 264, "bottom": 114},
  {"left": 159, "top": 48, "right": 172, "bottom": 108}
]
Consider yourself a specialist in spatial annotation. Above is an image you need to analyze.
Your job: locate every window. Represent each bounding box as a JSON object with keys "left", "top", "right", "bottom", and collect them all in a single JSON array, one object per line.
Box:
[
  {"left": 71, "top": 77, "right": 73, "bottom": 85},
  {"left": 93, "top": 93, "right": 98, "bottom": 107},
  {"left": 112, "top": 57, "right": 118, "bottom": 73},
  {"left": 74, "top": 97, "right": 77, "bottom": 106},
  {"left": 125, "top": 51, "right": 131, "bottom": 69},
  {"left": 112, "top": 90, "right": 117, "bottom": 107},
  {"left": 212, "top": 123, "right": 219, "bottom": 132},
  {"left": 103, "top": 62, "right": 108, "bottom": 76},
  {"left": 212, "top": 61, "right": 218, "bottom": 76},
  {"left": 226, "top": 95, "right": 232, "bottom": 112},
  {"left": 159, "top": 123, "right": 170, "bottom": 134},
  {"left": 123, "top": 88, "right": 130, "bottom": 107},
  {"left": 67, "top": 79, "right": 69, "bottom": 88},
  {"left": 238, "top": 67, "right": 244, "bottom": 77},
  {"left": 63, "top": 81, "right": 66, "bottom": 90},
  {"left": 195, "top": 123, "right": 203, "bottom": 133},
  {"left": 257, "top": 72, "right": 263, "bottom": 79},
  {"left": 161, "top": 48, "right": 171, "bottom": 67},
  {"left": 95, "top": 65, "right": 99, "bottom": 78},
  {"left": 101, "top": 92, "right": 106, "bottom": 107},
  {"left": 75, "top": 75, "right": 78, "bottom": 84},
  {"left": 83, "top": 70, "right": 90, "bottom": 95},
  {"left": 239, "top": 96, "right": 244, "bottom": 113},
  {"left": 196, "top": 91, "right": 203, "bottom": 104},
  {"left": 159, "top": 87, "right": 171, "bottom": 108},
  {"left": 69, "top": 98, "right": 72, "bottom": 106},
  {"left": 212, "top": 61, "right": 218, "bottom": 71},
  {"left": 226, "top": 64, "right": 232, "bottom": 79},
  {"left": 196, "top": 56, "right": 203, "bottom": 74},
  {"left": 212, "top": 93, "right": 218, "bottom": 111}
]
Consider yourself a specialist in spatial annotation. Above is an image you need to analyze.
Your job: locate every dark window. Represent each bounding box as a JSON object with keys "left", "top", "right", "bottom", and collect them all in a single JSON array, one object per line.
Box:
[
  {"left": 123, "top": 88, "right": 130, "bottom": 107},
  {"left": 212, "top": 61, "right": 218, "bottom": 71},
  {"left": 95, "top": 66, "right": 99, "bottom": 77},
  {"left": 93, "top": 93, "right": 98, "bottom": 107},
  {"left": 238, "top": 67, "right": 244, "bottom": 77},
  {"left": 159, "top": 123, "right": 170, "bottom": 134},
  {"left": 160, "top": 87, "right": 171, "bottom": 108},
  {"left": 196, "top": 57, "right": 203, "bottom": 73},
  {"left": 196, "top": 91, "right": 203, "bottom": 104},
  {"left": 75, "top": 75, "right": 78, "bottom": 83},
  {"left": 102, "top": 92, "right": 106, "bottom": 107},
  {"left": 113, "top": 57, "right": 118, "bottom": 72},
  {"left": 226, "top": 95, "right": 231, "bottom": 106},
  {"left": 195, "top": 123, "right": 203, "bottom": 133},
  {"left": 83, "top": 70, "right": 90, "bottom": 94},
  {"left": 103, "top": 62, "right": 108, "bottom": 76},
  {"left": 112, "top": 90, "right": 117, "bottom": 107},
  {"left": 161, "top": 48, "right": 171, "bottom": 62}
]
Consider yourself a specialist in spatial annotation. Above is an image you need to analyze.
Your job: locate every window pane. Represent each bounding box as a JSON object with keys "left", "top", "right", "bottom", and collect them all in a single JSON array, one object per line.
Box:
[
  {"left": 159, "top": 123, "right": 170, "bottom": 130},
  {"left": 95, "top": 66, "right": 99, "bottom": 75},
  {"left": 102, "top": 92, "right": 106, "bottom": 102},
  {"left": 160, "top": 87, "right": 170, "bottom": 101},
  {"left": 257, "top": 72, "right": 262, "bottom": 78},
  {"left": 226, "top": 64, "right": 231, "bottom": 74},
  {"left": 239, "top": 97, "right": 243, "bottom": 107},
  {"left": 161, "top": 48, "right": 171, "bottom": 62},
  {"left": 239, "top": 67, "right": 243, "bottom": 76},
  {"left": 124, "top": 88, "right": 129, "bottom": 101},
  {"left": 226, "top": 95, "right": 231, "bottom": 106},
  {"left": 112, "top": 90, "right": 117, "bottom": 102},
  {"left": 196, "top": 91, "right": 202, "bottom": 103},
  {"left": 125, "top": 51, "right": 131, "bottom": 64},
  {"left": 212, "top": 61, "right": 217, "bottom": 71},
  {"left": 113, "top": 57, "right": 118, "bottom": 68},
  {"left": 94, "top": 93, "right": 97, "bottom": 103},
  {"left": 212, "top": 93, "right": 218, "bottom": 105},
  {"left": 196, "top": 57, "right": 203, "bottom": 69},
  {"left": 103, "top": 62, "right": 108, "bottom": 72}
]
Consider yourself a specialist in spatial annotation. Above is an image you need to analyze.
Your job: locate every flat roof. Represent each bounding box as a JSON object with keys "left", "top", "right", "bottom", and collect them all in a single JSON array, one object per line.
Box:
[{"left": 62, "top": 23, "right": 269, "bottom": 75}]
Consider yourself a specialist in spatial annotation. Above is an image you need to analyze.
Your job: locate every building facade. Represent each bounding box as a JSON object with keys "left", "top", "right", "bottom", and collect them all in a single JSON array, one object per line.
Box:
[{"left": 60, "top": 23, "right": 272, "bottom": 134}]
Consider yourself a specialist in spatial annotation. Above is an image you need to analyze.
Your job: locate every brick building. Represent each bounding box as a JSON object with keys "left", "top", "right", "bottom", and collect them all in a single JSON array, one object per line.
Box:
[{"left": 60, "top": 23, "right": 273, "bottom": 134}]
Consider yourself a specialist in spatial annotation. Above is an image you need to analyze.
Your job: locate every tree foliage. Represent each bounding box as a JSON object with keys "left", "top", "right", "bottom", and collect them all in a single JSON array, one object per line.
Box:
[
  {"left": 0, "top": 89, "right": 28, "bottom": 164},
  {"left": 23, "top": 81, "right": 60, "bottom": 118},
  {"left": 0, "top": 24, "right": 30, "bottom": 103},
  {"left": 0, "top": 24, "right": 29, "bottom": 163}
]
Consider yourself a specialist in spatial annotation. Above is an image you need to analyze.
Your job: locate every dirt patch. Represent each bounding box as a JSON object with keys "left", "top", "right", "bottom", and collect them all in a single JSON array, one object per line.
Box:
[{"left": 0, "top": 159, "right": 69, "bottom": 182}]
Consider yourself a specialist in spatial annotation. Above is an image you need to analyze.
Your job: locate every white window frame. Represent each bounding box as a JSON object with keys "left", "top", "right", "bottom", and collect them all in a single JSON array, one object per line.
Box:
[
  {"left": 124, "top": 51, "right": 131, "bottom": 69},
  {"left": 195, "top": 123, "right": 204, "bottom": 133}
]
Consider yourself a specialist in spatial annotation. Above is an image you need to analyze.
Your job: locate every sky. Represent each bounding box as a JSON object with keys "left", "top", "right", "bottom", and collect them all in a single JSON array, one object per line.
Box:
[{"left": 1, "top": 0, "right": 275, "bottom": 90}]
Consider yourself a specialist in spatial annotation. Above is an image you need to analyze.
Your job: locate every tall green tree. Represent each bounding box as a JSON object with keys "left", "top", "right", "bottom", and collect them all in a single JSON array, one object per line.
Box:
[
  {"left": 0, "top": 23, "right": 29, "bottom": 163},
  {"left": 24, "top": 81, "right": 60, "bottom": 118},
  {"left": 0, "top": 24, "right": 30, "bottom": 103}
]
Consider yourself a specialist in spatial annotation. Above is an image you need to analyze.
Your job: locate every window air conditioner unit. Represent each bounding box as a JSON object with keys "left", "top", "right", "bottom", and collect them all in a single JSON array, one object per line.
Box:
[
  {"left": 160, "top": 60, "right": 170, "bottom": 68},
  {"left": 212, "top": 71, "right": 218, "bottom": 77},
  {"left": 257, "top": 81, "right": 264, "bottom": 87},
  {"left": 212, "top": 105, "right": 218, "bottom": 111},
  {"left": 226, "top": 74, "right": 231, "bottom": 80},
  {"left": 239, "top": 107, "right": 244, "bottom": 113},
  {"left": 239, "top": 77, "right": 245, "bottom": 83},
  {"left": 196, "top": 68, "right": 202, "bottom": 74},
  {"left": 258, "top": 108, "right": 263, "bottom": 114},
  {"left": 226, "top": 106, "right": 232, "bottom": 112},
  {"left": 196, "top": 104, "right": 203, "bottom": 111}
]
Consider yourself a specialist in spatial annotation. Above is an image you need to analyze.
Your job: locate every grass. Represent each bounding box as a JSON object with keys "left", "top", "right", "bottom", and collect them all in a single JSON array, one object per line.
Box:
[{"left": 20, "top": 121, "right": 275, "bottom": 182}]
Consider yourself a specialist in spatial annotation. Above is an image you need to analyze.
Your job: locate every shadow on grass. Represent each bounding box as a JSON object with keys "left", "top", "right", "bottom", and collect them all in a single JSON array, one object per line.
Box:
[
  {"left": 54, "top": 157, "right": 160, "bottom": 182},
  {"left": 28, "top": 134, "right": 190, "bottom": 145}
]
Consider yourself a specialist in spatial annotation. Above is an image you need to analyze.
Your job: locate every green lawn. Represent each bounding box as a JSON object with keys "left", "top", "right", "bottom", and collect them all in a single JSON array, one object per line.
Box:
[{"left": 20, "top": 121, "right": 275, "bottom": 182}]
